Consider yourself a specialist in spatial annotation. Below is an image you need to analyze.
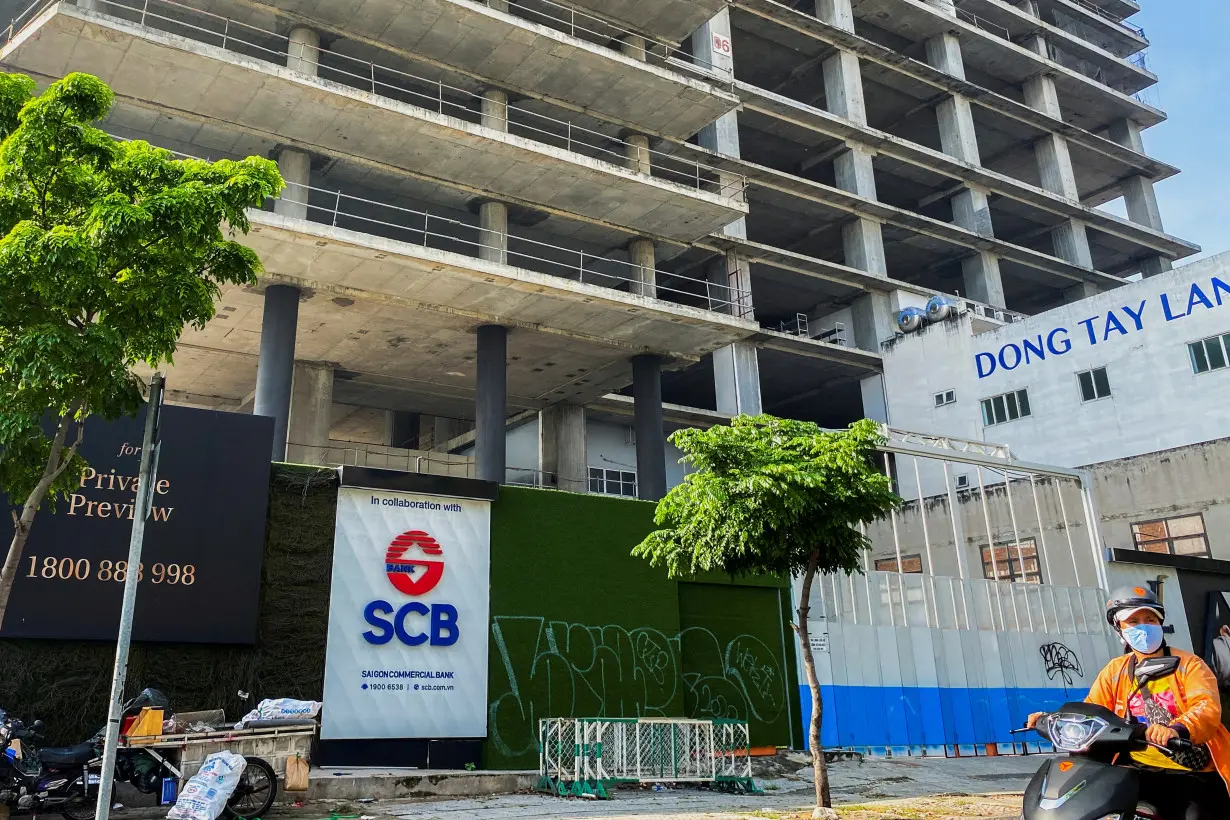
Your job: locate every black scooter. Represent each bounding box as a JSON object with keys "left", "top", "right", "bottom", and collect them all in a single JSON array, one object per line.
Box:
[
  {"left": 0, "top": 711, "right": 101, "bottom": 820},
  {"left": 1020, "top": 654, "right": 1204, "bottom": 820}
]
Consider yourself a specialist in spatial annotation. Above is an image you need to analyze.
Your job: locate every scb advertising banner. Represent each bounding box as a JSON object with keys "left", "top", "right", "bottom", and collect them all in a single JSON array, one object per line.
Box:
[{"left": 321, "top": 485, "right": 492, "bottom": 740}]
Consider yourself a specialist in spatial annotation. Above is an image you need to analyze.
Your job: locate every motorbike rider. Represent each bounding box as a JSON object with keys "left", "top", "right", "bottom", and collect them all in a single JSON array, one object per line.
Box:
[{"left": 1028, "top": 586, "right": 1230, "bottom": 818}]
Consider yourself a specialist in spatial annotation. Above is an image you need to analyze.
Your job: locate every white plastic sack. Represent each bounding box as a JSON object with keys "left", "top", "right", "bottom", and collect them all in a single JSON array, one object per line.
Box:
[
  {"left": 167, "top": 751, "right": 247, "bottom": 820},
  {"left": 233, "top": 698, "right": 322, "bottom": 728}
]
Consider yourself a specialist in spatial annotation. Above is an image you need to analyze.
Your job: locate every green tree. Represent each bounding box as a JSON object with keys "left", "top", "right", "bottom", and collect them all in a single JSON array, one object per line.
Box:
[
  {"left": 0, "top": 72, "right": 282, "bottom": 628},
  {"left": 633, "top": 416, "right": 900, "bottom": 815}
]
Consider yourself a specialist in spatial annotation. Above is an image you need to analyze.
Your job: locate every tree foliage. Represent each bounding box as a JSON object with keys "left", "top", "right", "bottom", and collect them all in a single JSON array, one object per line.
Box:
[
  {"left": 634, "top": 416, "right": 899, "bottom": 578},
  {"left": 0, "top": 71, "right": 283, "bottom": 626},
  {"left": 634, "top": 415, "right": 901, "bottom": 813}
]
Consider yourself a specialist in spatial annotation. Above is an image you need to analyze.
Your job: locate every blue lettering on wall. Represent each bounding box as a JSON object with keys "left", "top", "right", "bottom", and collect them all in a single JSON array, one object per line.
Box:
[
  {"left": 1103, "top": 311, "right": 1127, "bottom": 341},
  {"left": 363, "top": 600, "right": 395, "bottom": 645},
  {"left": 973, "top": 274, "right": 1228, "bottom": 378},
  {"left": 976, "top": 352, "right": 997, "bottom": 378},
  {"left": 1213, "top": 278, "right": 1230, "bottom": 306},
  {"left": 1046, "top": 328, "right": 1071, "bottom": 356},
  {"left": 1078, "top": 316, "right": 1099, "bottom": 346},
  {"left": 1188, "top": 283, "right": 1214, "bottom": 313},
  {"left": 1022, "top": 335, "right": 1046, "bottom": 364},
  {"left": 1161, "top": 293, "right": 1186, "bottom": 321},
  {"left": 1123, "top": 300, "right": 1146, "bottom": 331},
  {"left": 999, "top": 343, "right": 1023, "bottom": 371}
]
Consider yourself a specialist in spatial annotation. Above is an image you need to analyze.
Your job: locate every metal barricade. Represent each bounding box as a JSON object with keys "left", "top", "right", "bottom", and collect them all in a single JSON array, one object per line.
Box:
[{"left": 537, "top": 717, "right": 756, "bottom": 798}]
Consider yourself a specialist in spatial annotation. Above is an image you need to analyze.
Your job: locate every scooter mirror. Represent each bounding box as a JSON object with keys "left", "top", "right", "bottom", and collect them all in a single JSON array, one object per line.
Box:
[
  {"left": 30, "top": 720, "right": 44, "bottom": 732},
  {"left": 1135, "top": 656, "right": 1180, "bottom": 683}
]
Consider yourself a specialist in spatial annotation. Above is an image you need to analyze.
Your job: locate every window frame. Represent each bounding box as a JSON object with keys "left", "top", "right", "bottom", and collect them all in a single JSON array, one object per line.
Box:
[
  {"left": 875, "top": 554, "right": 923, "bottom": 573},
  {"left": 1077, "top": 366, "right": 1112, "bottom": 402},
  {"left": 980, "top": 538, "right": 1043, "bottom": 584},
  {"left": 1189, "top": 334, "right": 1230, "bottom": 375},
  {"left": 1131, "top": 513, "right": 1211, "bottom": 558},
  {"left": 588, "top": 466, "right": 638, "bottom": 498},
  {"left": 980, "top": 388, "right": 1032, "bottom": 426},
  {"left": 934, "top": 389, "right": 956, "bottom": 408}
]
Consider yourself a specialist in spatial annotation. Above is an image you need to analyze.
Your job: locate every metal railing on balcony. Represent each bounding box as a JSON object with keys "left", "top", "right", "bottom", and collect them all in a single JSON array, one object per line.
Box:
[
  {"left": 271, "top": 180, "right": 756, "bottom": 316},
  {"left": 482, "top": 0, "right": 732, "bottom": 82},
  {"left": 2, "top": 0, "right": 746, "bottom": 200},
  {"left": 125, "top": 137, "right": 754, "bottom": 317},
  {"left": 954, "top": 5, "right": 1011, "bottom": 41},
  {"left": 1065, "top": 0, "right": 1146, "bottom": 39}
]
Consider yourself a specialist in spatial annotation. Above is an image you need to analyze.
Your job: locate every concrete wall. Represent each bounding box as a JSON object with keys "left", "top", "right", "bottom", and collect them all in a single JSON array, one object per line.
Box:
[{"left": 881, "top": 253, "right": 1230, "bottom": 468}]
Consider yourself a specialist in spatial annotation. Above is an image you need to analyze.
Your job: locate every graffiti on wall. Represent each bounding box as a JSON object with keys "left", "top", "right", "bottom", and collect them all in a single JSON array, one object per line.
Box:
[
  {"left": 1040, "top": 642, "right": 1084, "bottom": 688},
  {"left": 487, "top": 616, "right": 785, "bottom": 761}
]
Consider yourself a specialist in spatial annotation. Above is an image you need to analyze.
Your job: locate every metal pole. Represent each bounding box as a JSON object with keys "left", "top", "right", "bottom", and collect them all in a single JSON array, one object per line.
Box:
[
  {"left": 976, "top": 467, "right": 1008, "bottom": 630},
  {"left": 1055, "top": 479, "right": 1081, "bottom": 587},
  {"left": 1029, "top": 474, "right": 1055, "bottom": 586},
  {"left": 911, "top": 455, "right": 938, "bottom": 627},
  {"left": 95, "top": 373, "right": 165, "bottom": 820},
  {"left": 883, "top": 453, "right": 908, "bottom": 626},
  {"left": 1001, "top": 469, "right": 1034, "bottom": 631},
  {"left": 1078, "top": 472, "right": 1109, "bottom": 590},
  {"left": 941, "top": 461, "right": 970, "bottom": 628}
]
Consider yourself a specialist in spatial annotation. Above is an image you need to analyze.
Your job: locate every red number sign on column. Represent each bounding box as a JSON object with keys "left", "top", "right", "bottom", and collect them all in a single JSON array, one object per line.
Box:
[{"left": 712, "top": 33, "right": 733, "bottom": 57}]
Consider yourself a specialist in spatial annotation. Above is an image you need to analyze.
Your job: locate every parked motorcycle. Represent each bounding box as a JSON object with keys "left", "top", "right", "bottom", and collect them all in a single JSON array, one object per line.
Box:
[
  {"left": 1020, "top": 695, "right": 1198, "bottom": 819},
  {"left": 0, "top": 711, "right": 102, "bottom": 820}
]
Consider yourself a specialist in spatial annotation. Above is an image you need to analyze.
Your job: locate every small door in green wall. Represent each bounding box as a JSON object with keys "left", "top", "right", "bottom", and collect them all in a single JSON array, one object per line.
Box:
[{"left": 678, "top": 582, "right": 796, "bottom": 748}]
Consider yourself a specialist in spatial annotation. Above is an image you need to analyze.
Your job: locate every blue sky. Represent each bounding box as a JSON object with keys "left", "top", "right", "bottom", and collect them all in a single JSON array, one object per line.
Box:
[{"left": 1127, "top": 0, "right": 1230, "bottom": 260}]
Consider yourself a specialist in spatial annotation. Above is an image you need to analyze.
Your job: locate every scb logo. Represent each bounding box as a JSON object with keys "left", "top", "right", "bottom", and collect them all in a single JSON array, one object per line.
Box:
[{"left": 362, "top": 530, "right": 458, "bottom": 647}]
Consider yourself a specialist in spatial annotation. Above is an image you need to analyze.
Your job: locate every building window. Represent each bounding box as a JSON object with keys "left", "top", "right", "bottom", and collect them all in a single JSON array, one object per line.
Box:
[
  {"left": 875, "top": 554, "right": 923, "bottom": 573},
  {"left": 955, "top": 474, "right": 970, "bottom": 490},
  {"left": 1189, "top": 334, "right": 1230, "bottom": 374},
  {"left": 1077, "top": 367, "right": 1111, "bottom": 402},
  {"left": 1132, "top": 514, "right": 1210, "bottom": 557},
  {"left": 934, "top": 389, "right": 956, "bottom": 407},
  {"left": 589, "top": 467, "right": 637, "bottom": 497},
  {"left": 981, "top": 539, "right": 1043, "bottom": 584},
  {"left": 981, "top": 389, "right": 1031, "bottom": 426}
]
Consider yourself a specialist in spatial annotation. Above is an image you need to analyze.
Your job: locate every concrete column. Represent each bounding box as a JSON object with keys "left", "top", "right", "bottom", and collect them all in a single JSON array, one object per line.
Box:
[
  {"left": 628, "top": 238, "right": 657, "bottom": 298},
  {"left": 834, "top": 146, "right": 888, "bottom": 276},
  {"left": 475, "top": 325, "right": 508, "bottom": 484},
  {"left": 707, "top": 250, "right": 752, "bottom": 315},
  {"left": 253, "top": 284, "right": 300, "bottom": 461},
  {"left": 823, "top": 52, "right": 868, "bottom": 126},
  {"left": 286, "top": 26, "right": 320, "bottom": 77},
  {"left": 814, "top": 0, "right": 855, "bottom": 31},
  {"left": 631, "top": 354, "right": 667, "bottom": 501},
  {"left": 539, "top": 403, "right": 588, "bottom": 493},
  {"left": 1023, "top": 72, "right": 1094, "bottom": 268},
  {"left": 386, "top": 411, "right": 419, "bottom": 449},
  {"left": 433, "top": 417, "right": 467, "bottom": 453},
  {"left": 1065, "top": 280, "right": 1100, "bottom": 302},
  {"left": 1106, "top": 118, "right": 1171, "bottom": 277},
  {"left": 478, "top": 200, "right": 508, "bottom": 265},
  {"left": 620, "top": 35, "right": 647, "bottom": 62},
  {"left": 714, "top": 341, "right": 762, "bottom": 416},
  {"left": 76, "top": 0, "right": 100, "bottom": 9},
  {"left": 480, "top": 88, "right": 509, "bottom": 132},
  {"left": 288, "top": 362, "right": 334, "bottom": 463},
  {"left": 851, "top": 291, "right": 894, "bottom": 354},
  {"left": 1053, "top": 219, "right": 1094, "bottom": 269},
  {"left": 624, "top": 134, "right": 652, "bottom": 176},
  {"left": 487, "top": 0, "right": 509, "bottom": 11},
  {"left": 275, "top": 149, "right": 311, "bottom": 221},
  {"left": 952, "top": 187, "right": 1006, "bottom": 306},
  {"left": 852, "top": 291, "right": 894, "bottom": 423}
]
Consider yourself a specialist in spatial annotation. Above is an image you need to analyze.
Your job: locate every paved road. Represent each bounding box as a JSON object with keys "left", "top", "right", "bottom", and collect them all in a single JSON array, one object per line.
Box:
[{"left": 360, "top": 755, "right": 1040, "bottom": 819}]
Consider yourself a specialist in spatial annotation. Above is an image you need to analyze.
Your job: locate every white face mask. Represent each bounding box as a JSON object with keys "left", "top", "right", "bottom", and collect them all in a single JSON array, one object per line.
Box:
[{"left": 1121, "top": 623, "right": 1164, "bottom": 654}]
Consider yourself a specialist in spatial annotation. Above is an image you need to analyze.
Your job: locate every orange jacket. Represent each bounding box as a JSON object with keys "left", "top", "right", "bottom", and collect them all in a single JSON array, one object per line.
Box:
[{"left": 1086, "top": 647, "right": 1230, "bottom": 788}]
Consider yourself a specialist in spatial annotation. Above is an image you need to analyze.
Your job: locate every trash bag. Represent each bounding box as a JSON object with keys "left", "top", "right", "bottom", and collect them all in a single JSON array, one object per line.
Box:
[
  {"left": 233, "top": 699, "right": 321, "bottom": 729},
  {"left": 167, "top": 751, "right": 247, "bottom": 820}
]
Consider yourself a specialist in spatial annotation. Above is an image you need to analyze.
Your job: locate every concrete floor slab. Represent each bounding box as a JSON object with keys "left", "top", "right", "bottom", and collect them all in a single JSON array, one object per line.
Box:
[
  {"left": 553, "top": 0, "right": 730, "bottom": 45},
  {"left": 1, "top": 4, "right": 746, "bottom": 243},
  {"left": 193, "top": 0, "right": 739, "bottom": 139}
]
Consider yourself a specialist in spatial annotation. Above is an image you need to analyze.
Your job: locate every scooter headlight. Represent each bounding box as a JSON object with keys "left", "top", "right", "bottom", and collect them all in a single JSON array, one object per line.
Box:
[{"left": 1042, "top": 713, "right": 1110, "bottom": 752}]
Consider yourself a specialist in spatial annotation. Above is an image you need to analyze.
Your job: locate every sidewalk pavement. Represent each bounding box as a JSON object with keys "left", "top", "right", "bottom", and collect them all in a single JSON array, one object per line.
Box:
[{"left": 332, "top": 754, "right": 1042, "bottom": 819}]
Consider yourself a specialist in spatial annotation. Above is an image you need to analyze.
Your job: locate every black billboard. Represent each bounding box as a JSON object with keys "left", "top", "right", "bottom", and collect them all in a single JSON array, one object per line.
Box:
[{"left": 1, "top": 405, "right": 273, "bottom": 644}]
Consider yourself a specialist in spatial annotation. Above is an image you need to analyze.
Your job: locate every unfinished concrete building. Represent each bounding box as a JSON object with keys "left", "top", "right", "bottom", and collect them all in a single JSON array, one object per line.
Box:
[{"left": 0, "top": 0, "right": 1196, "bottom": 497}]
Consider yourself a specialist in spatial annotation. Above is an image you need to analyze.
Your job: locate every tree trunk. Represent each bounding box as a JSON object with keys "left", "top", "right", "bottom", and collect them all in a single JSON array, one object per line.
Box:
[
  {"left": 795, "top": 549, "right": 832, "bottom": 811},
  {"left": 0, "top": 415, "right": 82, "bottom": 630}
]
